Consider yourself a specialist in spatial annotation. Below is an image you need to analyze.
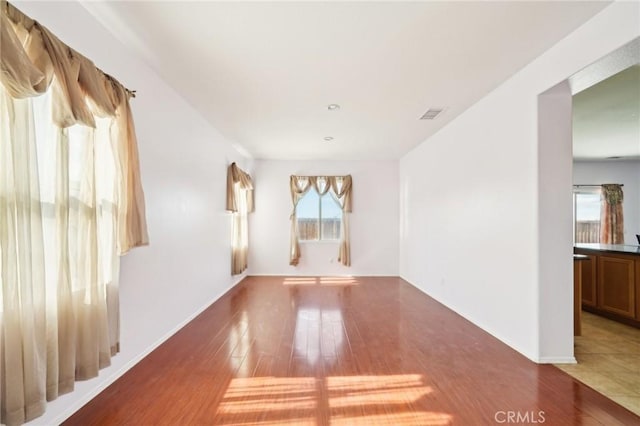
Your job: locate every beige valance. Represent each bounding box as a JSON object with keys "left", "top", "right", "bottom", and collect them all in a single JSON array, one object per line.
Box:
[
  {"left": 1, "top": 1, "right": 134, "bottom": 125},
  {"left": 289, "top": 175, "right": 353, "bottom": 213},
  {"left": 226, "top": 162, "right": 255, "bottom": 213},
  {"left": 1, "top": 0, "right": 148, "bottom": 253}
]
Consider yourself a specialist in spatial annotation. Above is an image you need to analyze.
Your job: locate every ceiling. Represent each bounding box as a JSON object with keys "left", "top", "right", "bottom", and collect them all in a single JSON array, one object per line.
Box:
[
  {"left": 573, "top": 64, "right": 640, "bottom": 160},
  {"left": 82, "top": 1, "right": 611, "bottom": 160}
]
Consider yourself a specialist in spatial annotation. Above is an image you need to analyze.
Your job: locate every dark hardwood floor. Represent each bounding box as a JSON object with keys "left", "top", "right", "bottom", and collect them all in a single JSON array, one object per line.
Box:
[{"left": 64, "top": 276, "right": 640, "bottom": 425}]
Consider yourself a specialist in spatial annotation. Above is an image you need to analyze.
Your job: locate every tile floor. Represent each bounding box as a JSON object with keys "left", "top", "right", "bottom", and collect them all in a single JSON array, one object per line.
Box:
[{"left": 556, "top": 311, "right": 640, "bottom": 416}]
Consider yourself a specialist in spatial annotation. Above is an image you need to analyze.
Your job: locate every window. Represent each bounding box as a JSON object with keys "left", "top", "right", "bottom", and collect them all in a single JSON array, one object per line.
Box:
[
  {"left": 296, "top": 189, "right": 342, "bottom": 241},
  {"left": 226, "top": 163, "right": 254, "bottom": 275},
  {"left": 1, "top": 4, "right": 149, "bottom": 423},
  {"left": 573, "top": 188, "right": 601, "bottom": 243},
  {"left": 289, "top": 175, "right": 352, "bottom": 267}
]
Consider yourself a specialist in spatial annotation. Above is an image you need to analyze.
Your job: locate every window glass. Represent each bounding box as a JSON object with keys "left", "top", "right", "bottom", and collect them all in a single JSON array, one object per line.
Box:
[
  {"left": 575, "top": 193, "right": 600, "bottom": 221},
  {"left": 296, "top": 189, "right": 343, "bottom": 241},
  {"left": 297, "top": 189, "right": 320, "bottom": 240},
  {"left": 574, "top": 191, "right": 601, "bottom": 243}
]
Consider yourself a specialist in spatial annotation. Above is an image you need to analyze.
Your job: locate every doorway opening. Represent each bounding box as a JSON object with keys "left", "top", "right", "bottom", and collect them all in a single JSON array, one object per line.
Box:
[{"left": 556, "top": 38, "right": 640, "bottom": 415}]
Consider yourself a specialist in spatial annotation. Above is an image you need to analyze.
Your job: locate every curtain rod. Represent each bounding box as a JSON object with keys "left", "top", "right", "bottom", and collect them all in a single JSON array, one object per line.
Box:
[{"left": 573, "top": 184, "right": 624, "bottom": 187}]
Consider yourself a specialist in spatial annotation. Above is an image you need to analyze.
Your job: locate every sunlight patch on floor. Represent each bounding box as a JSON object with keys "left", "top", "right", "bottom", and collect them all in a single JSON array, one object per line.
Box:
[
  {"left": 282, "top": 276, "right": 359, "bottom": 286},
  {"left": 215, "top": 374, "right": 452, "bottom": 425}
]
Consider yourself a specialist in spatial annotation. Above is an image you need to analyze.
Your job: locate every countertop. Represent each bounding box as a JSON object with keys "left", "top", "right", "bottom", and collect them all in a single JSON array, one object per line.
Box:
[{"left": 575, "top": 243, "right": 640, "bottom": 256}]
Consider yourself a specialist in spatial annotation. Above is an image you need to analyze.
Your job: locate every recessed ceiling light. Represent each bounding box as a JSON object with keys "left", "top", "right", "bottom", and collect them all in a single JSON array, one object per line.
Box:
[
  {"left": 327, "top": 104, "right": 340, "bottom": 111},
  {"left": 324, "top": 136, "right": 334, "bottom": 142}
]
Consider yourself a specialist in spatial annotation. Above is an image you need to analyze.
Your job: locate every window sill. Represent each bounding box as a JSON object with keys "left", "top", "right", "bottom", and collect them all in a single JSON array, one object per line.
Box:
[{"left": 299, "top": 239, "right": 340, "bottom": 244}]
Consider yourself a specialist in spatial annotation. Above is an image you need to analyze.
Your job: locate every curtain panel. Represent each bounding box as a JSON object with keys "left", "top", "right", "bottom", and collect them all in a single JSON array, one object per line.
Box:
[
  {"left": 1, "top": 2, "right": 148, "bottom": 425},
  {"left": 289, "top": 175, "right": 352, "bottom": 267},
  {"left": 226, "top": 163, "right": 254, "bottom": 275},
  {"left": 600, "top": 184, "right": 624, "bottom": 244},
  {"left": 1, "top": 1, "right": 148, "bottom": 252}
]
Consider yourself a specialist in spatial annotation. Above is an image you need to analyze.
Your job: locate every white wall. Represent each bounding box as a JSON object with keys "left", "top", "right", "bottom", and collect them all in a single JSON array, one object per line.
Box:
[
  {"left": 14, "top": 2, "right": 250, "bottom": 424},
  {"left": 538, "top": 82, "right": 575, "bottom": 363},
  {"left": 400, "top": 2, "right": 640, "bottom": 363},
  {"left": 249, "top": 160, "right": 399, "bottom": 276},
  {"left": 574, "top": 160, "right": 640, "bottom": 245},
  {"left": 13, "top": 2, "right": 640, "bottom": 423}
]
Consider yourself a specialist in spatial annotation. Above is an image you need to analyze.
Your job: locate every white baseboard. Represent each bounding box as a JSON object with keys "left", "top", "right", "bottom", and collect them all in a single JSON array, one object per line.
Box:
[
  {"left": 537, "top": 356, "right": 577, "bottom": 364},
  {"left": 247, "top": 273, "right": 399, "bottom": 277},
  {"left": 398, "top": 275, "right": 547, "bottom": 365}
]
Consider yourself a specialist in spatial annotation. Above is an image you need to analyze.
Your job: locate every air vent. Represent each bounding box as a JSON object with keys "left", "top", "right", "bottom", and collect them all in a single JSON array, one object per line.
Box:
[{"left": 420, "top": 108, "right": 444, "bottom": 120}]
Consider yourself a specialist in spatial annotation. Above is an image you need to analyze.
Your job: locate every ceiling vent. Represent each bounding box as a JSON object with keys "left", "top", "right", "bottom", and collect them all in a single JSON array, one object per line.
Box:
[{"left": 420, "top": 108, "right": 444, "bottom": 120}]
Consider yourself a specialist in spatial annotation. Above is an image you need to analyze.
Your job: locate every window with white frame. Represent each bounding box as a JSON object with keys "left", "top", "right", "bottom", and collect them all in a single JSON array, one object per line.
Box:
[{"left": 296, "top": 188, "right": 342, "bottom": 241}]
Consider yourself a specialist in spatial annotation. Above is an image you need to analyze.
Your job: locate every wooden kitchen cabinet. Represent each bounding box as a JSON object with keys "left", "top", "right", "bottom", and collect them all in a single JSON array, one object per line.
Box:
[
  {"left": 597, "top": 255, "right": 635, "bottom": 318},
  {"left": 575, "top": 244, "right": 640, "bottom": 328},
  {"left": 579, "top": 254, "right": 597, "bottom": 308}
]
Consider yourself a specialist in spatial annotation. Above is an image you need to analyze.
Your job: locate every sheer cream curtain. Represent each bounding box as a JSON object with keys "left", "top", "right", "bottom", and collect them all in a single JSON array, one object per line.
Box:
[
  {"left": 1, "top": 2, "right": 148, "bottom": 425},
  {"left": 289, "top": 175, "right": 352, "bottom": 267},
  {"left": 226, "top": 163, "right": 254, "bottom": 275},
  {"left": 600, "top": 184, "right": 624, "bottom": 244}
]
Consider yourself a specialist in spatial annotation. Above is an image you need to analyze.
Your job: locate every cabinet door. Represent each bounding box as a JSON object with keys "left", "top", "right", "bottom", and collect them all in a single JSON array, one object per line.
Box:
[
  {"left": 597, "top": 255, "right": 635, "bottom": 318},
  {"left": 580, "top": 255, "right": 597, "bottom": 307},
  {"left": 636, "top": 260, "right": 640, "bottom": 321}
]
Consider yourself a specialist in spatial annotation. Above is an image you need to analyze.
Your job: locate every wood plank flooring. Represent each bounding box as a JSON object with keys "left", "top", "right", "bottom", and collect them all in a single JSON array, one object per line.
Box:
[{"left": 64, "top": 276, "right": 640, "bottom": 425}]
